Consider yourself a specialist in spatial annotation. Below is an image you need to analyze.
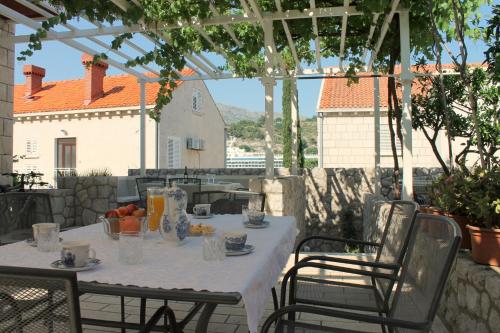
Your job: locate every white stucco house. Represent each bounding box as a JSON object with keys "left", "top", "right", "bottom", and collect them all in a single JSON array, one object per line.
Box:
[
  {"left": 316, "top": 66, "right": 461, "bottom": 169},
  {"left": 13, "top": 54, "right": 226, "bottom": 185}
]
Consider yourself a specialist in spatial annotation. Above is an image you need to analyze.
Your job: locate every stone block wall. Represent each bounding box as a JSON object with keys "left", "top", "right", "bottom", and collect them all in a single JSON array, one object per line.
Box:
[
  {"left": 58, "top": 176, "right": 118, "bottom": 226},
  {"left": 0, "top": 18, "right": 14, "bottom": 185},
  {"left": 438, "top": 255, "right": 500, "bottom": 333},
  {"left": 249, "top": 176, "right": 306, "bottom": 242},
  {"left": 36, "top": 189, "right": 76, "bottom": 228}
]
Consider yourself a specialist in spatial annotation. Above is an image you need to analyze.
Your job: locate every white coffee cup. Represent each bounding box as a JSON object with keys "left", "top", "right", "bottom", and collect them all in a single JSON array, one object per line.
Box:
[
  {"left": 32, "top": 223, "right": 58, "bottom": 241},
  {"left": 193, "top": 204, "right": 211, "bottom": 216},
  {"left": 60, "top": 241, "right": 96, "bottom": 268}
]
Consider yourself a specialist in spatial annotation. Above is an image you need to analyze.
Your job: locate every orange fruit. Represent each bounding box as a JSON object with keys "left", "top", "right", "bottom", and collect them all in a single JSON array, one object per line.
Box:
[
  {"left": 120, "top": 216, "right": 141, "bottom": 233},
  {"left": 117, "top": 206, "right": 129, "bottom": 217},
  {"left": 132, "top": 209, "right": 146, "bottom": 217}
]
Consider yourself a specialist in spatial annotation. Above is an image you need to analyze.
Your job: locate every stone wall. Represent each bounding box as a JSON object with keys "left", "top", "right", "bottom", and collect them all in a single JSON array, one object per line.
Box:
[
  {"left": 36, "top": 189, "right": 76, "bottom": 228},
  {"left": 0, "top": 18, "right": 14, "bottom": 185},
  {"left": 249, "top": 176, "right": 306, "bottom": 242},
  {"left": 58, "top": 176, "right": 118, "bottom": 226},
  {"left": 438, "top": 254, "right": 500, "bottom": 333}
]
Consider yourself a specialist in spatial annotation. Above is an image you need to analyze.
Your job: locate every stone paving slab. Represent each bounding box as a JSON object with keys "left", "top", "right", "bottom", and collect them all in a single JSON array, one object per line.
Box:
[{"left": 80, "top": 253, "right": 449, "bottom": 333}]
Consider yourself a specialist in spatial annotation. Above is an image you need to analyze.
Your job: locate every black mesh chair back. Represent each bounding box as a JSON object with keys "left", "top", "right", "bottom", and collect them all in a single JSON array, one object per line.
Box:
[
  {"left": 193, "top": 190, "right": 265, "bottom": 214},
  {"left": 389, "top": 214, "right": 462, "bottom": 332},
  {"left": 374, "top": 201, "right": 419, "bottom": 300},
  {"left": 135, "top": 177, "right": 166, "bottom": 209},
  {"left": 0, "top": 266, "right": 82, "bottom": 333},
  {"left": 0, "top": 193, "right": 54, "bottom": 245}
]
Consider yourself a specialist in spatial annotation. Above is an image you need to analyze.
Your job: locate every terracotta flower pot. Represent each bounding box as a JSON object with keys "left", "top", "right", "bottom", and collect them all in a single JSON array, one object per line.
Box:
[
  {"left": 446, "top": 214, "right": 472, "bottom": 249},
  {"left": 467, "top": 225, "right": 500, "bottom": 267},
  {"left": 420, "top": 206, "right": 444, "bottom": 215}
]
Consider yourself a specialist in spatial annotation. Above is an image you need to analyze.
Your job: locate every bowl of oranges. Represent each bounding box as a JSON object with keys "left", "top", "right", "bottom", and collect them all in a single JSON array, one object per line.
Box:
[{"left": 100, "top": 204, "right": 147, "bottom": 240}]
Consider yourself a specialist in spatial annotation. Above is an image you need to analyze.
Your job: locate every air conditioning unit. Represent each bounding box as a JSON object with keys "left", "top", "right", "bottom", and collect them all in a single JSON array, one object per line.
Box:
[{"left": 187, "top": 137, "right": 205, "bottom": 150}]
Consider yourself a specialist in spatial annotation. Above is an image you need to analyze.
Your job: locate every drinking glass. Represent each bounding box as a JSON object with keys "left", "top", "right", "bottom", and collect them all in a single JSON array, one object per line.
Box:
[
  {"left": 202, "top": 231, "right": 225, "bottom": 261},
  {"left": 36, "top": 224, "right": 60, "bottom": 252},
  {"left": 119, "top": 231, "right": 144, "bottom": 265},
  {"left": 147, "top": 187, "right": 165, "bottom": 232},
  {"left": 242, "top": 204, "right": 249, "bottom": 223}
]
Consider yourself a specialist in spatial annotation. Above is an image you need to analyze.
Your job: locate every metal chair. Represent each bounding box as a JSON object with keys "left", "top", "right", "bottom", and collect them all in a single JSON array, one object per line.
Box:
[
  {"left": 283, "top": 201, "right": 419, "bottom": 316},
  {"left": 0, "top": 266, "right": 177, "bottom": 333},
  {"left": 260, "top": 214, "right": 462, "bottom": 333},
  {"left": 193, "top": 190, "right": 266, "bottom": 214},
  {"left": 135, "top": 177, "right": 167, "bottom": 209},
  {"left": 0, "top": 193, "right": 54, "bottom": 245}
]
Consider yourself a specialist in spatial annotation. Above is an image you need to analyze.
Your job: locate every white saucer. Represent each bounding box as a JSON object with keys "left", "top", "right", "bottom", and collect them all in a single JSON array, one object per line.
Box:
[
  {"left": 243, "top": 221, "right": 270, "bottom": 229},
  {"left": 192, "top": 214, "right": 213, "bottom": 219},
  {"left": 226, "top": 244, "right": 255, "bottom": 256},
  {"left": 51, "top": 258, "right": 101, "bottom": 272},
  {"left": 26, "top": 237, "right": 63, "bottom": 247}
]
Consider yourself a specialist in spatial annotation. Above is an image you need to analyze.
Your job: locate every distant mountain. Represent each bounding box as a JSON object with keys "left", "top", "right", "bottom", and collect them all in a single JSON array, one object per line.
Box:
[{"left": 217, "top": 103, "right": 282, "bottom": 124}]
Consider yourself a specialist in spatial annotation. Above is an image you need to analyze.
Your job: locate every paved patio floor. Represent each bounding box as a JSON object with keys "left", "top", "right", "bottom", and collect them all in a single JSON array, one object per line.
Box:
[{"left": 81, "top": 254, "right": 450, "bottom": 333}]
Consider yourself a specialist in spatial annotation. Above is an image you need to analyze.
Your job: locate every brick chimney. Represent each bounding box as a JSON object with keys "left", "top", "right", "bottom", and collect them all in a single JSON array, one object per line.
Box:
[
  {"left": 81, "top": 54, "right": 108, "bottom": 105},
  {"left": 23, "top": 65, "right": 45, "bottom": 96}
]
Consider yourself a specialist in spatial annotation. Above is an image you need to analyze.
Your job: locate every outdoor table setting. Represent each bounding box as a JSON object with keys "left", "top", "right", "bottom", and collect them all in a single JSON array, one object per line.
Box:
[{"left": 0, "top": 184, "right": 296, "bottom": 333}]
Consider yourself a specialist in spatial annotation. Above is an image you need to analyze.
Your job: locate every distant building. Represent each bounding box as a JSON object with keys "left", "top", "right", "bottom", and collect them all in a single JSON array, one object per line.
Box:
[
  {"left": 13, "top": 54, "right": 226, "bottom": 184},
  {"left": 316, "top": 65, "right": 462, "bottom": 168}
]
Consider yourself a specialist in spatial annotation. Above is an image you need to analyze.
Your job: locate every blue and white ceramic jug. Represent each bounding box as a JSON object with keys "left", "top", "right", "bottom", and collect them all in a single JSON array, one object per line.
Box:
[{"left": 159, "top": 183, "right": 189, "bottom": 244}]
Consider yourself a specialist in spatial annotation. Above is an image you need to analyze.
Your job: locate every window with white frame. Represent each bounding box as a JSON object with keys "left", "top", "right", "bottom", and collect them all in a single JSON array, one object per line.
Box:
[
  {"left": 167, "top": 136, "right": 182, "bottom": 169},
  {"left": 192, "top": 89, "right": 202, "bottom": 113},
  {"left": 24, "top": 164, "right": 39, "bottom": 173},
  {"left": 380, "top": 121, "right": 402, "bottom": 156},
  {"left": 25, "top": 139, "right": 39, "bottom": 158}
]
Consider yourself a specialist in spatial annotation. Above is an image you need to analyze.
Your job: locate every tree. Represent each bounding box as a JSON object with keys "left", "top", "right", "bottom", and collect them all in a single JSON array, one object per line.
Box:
[
  {"left": 484, "top": 5, "right": 499, "bottom": 82},
  {"left": 282, "top": 79, "right": 292, "bottom": 168}
]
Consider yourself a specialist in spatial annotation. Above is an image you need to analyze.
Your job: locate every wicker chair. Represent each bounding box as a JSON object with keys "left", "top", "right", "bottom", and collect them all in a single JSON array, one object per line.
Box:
[
  {"left": 260, "top": 214, "right": 462, "bottom": 333},
  {"left": 283, "top": 201, "right": 419, "bottom": 316},
  {"left": 135, "top": 177, "right": 166, "bottom": 209},
  {"left": 0, "top": 266, "right": 176, "bottom": 333},
  {"left": 0, "top": 193, "right": 54, "bottom": 245}
]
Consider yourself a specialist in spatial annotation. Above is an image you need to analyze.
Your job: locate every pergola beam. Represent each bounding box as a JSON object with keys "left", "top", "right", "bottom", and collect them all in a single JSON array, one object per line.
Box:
[
  {"left": 367, "top": 0, "right": 400, "bottom": 71},
  {"left": 208, "top": 2, "right": 243, "bottom": 47},
  {"left": 0, "top": 3, "right": 150, "bottom": 81},
  {"left": 110, "top": 0, "right": 218, "bottom": 79},
  {"left": 362, "top": 13, "right": 380, "bottom": 66},
  {"left": 275, "top": 0, "right": 301, "bottom": 72},
  {"left": 338, "top": 0, "right": 350, "bottom": 71},
  {"left": 310, "top": 0, "right": 322, "bottom": 71}
]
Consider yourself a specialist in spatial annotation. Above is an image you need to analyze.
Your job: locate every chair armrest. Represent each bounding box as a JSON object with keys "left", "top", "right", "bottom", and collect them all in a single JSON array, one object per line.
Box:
[
  {"left": 260, "top": 304, "right": 430, "bottom": 333},
  {"left": 280, "top": 261, "right": 397, "bottom": 307},
  {"left": 299, "top": 255, "right": 400, "bottom": 270},
  {"left": 295, "top": 236, "right": 381, "bottom": 263}
]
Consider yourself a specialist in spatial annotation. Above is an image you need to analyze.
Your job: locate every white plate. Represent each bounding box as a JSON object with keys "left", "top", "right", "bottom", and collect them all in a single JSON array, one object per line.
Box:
[
  {"left": 50, "top": 258, "right": 101, "bottom": 272},
  {"left": 26, "top": 237, "right": 63, "bottom": 247},
  {"left": 192, "top": 214, "right": 214, "bottom": 219},
  {"left": 226, "top": 244, "right": 255, "bottom": 256},
  {"left": 243, "top": 221, "right": 270, "bottom": 229}
]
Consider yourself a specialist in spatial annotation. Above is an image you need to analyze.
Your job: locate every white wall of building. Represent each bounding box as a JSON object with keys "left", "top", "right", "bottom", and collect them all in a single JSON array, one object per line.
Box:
[
  {"left": 158, "top": 80, "right": 226, "bottom": 170},
  {"left": 318, "top": 111, "right": 449, "bottom": 168}
]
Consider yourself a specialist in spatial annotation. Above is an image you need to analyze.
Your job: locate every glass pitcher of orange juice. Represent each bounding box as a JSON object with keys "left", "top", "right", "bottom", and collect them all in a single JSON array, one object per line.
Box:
[{"left": 147, "top": 187, "right": 165, "bottom": 231}]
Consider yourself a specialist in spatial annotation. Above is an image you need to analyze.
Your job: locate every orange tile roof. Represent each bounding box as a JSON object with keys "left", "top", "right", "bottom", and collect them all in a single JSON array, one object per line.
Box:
[
  {"left": 14, "top": 69, "right": 195, "bottom": 114},
  {"left": 318, "top": 64, "right": 483, "bottom": 110}
]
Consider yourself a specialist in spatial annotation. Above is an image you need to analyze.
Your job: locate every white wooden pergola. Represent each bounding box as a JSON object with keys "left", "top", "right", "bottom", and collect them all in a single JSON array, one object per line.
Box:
[{"left": 1, "top": 0, "right": 415, "bottom": 200}]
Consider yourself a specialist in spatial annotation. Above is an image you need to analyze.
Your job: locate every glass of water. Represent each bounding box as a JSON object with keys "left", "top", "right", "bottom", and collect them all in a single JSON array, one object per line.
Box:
[
  {"left": 119, "top": 231, "right": 144, "bottom": 265},
  {"left": 202, "top": 231, "right": 225, "bottom": 261},
  {"left": 36, "top": 225, "right": 60, "bottom": 252},
  {"left": 242, "top": 204, "right": 249, "bottom": 223}
]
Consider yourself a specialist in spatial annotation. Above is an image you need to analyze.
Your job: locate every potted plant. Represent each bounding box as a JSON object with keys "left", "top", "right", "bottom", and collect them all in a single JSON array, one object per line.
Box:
[
  {"left": 463, "top": 168, "right": 500, "bottom": 266},
  {"left": 430, "top": 171, "right": 472, "bottom": 249}
]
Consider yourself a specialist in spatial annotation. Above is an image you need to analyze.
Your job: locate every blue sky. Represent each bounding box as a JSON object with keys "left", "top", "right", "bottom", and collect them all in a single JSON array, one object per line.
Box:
[{"left": 13, "top": 8, "right": 493, "bottom": 118}]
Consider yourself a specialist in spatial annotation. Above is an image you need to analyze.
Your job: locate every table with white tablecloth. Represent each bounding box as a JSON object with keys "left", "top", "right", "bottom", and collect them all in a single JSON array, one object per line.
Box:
[{"left": 0, "top": 215, "right": 296, "bottom": 333}]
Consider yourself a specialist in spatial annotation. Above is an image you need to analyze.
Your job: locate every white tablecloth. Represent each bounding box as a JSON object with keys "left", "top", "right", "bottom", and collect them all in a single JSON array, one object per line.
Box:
[{"left": 0, "top": 215, "right": 296, "bottom": 333}]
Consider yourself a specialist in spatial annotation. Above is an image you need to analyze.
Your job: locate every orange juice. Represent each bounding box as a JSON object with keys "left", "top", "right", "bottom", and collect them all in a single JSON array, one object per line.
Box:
[{"left": 147, "top": 194, "right": 164, "bottom": 231}]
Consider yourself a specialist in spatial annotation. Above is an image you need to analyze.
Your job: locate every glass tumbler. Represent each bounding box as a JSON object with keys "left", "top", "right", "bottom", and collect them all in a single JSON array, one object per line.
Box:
[
  {"left": 202, "top": 231, "right": 225, "bottom": 261},
  {"left": 119, "top": 231, "right": 144, "bottom": 265},
  {"left": 36, "top": 224, "right": 60, "bottom": 252},
  {"left": 242, "top": 204, "right": 249, "bottom": 223}
]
